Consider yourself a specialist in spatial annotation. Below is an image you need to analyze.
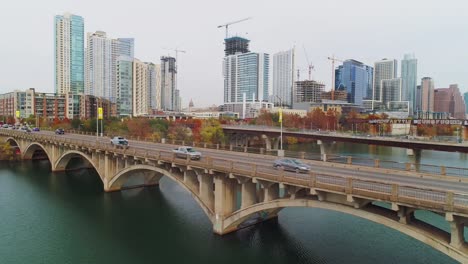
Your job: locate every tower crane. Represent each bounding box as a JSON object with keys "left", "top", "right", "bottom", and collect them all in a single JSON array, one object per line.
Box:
[
  {"left": 327, "top": 55, "right": 344, "bottom": 100},
  {"left": 163, "top": 47, "right": 187, "bottom": 71},
  {"left": 163, "top": 48, "right": 186, "bottom": 62},
  {"left": 217, "top": 17, "right": 252, "bottom": 39},
  {"left": 303, "top": 45, "right": 315, "bottom": 80}
]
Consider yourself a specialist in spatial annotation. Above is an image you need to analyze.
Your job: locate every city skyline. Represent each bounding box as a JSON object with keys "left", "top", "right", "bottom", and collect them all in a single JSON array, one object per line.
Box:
[{"left": 1, "top": 0, "right": 468, "bottom": 107}]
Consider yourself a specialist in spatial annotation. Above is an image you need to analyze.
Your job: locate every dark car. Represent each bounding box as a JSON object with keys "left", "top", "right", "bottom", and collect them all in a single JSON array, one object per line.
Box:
[
  {"left": 273, "top": 158, "right": 311, "bottom": 173},
  {"left": 55, "top": 128, "right": 65, "bottom": 135},
  {"left": 32, "top": 127, "right": 40, "bottom": 132}
]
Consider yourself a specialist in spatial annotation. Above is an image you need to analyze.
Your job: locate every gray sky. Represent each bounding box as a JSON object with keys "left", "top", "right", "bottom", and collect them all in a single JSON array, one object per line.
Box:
[{"left": 1, "top": 0, "right": 467, "bottom": 107}]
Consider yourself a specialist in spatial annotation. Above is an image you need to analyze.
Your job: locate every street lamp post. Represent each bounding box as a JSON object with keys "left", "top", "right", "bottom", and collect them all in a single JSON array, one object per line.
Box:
[
  {"left": 275, "top": 95, "right": 284, "bottom": 157},
  {"left": 94, "top": 103, "right": 98, "bottom": 140}
]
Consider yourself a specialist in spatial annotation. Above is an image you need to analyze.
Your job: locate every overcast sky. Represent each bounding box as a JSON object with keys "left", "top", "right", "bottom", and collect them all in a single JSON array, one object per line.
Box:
[{"left": 1, "top": 0, "right": 467, "bottom": 107}]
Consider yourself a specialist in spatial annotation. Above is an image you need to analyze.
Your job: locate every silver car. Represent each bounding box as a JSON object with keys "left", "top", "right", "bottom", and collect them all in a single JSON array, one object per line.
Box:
[{"left": 273, "top": 158, "right": 311, "bottom": 173}]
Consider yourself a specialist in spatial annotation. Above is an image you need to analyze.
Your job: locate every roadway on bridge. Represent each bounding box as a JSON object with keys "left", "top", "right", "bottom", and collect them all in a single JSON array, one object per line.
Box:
[{"left": 19, "top": 129, "right": 468, "bottom": 194}]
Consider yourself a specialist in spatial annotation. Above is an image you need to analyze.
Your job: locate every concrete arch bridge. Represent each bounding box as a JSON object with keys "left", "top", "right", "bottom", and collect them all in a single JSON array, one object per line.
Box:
[{"left": 2, "top": 130, "right": 468, "bottom": 263}]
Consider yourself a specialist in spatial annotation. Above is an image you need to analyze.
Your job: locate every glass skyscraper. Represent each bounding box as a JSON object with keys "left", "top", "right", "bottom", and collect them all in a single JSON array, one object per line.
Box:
[
  {"left": 401, "top": 54, "right": 417, "bottom": 115},
  {"left": 55, "top": 13, "right": 84, "bottom": 95},
  {"left": 224, "top": 52, "right": 269, "bottom": 103},
  {"left": 335, "top": 60, "right": 373, "bottom": 106},
  {"left": 116, "top": 56, "right": 133, "bottom": 116}
]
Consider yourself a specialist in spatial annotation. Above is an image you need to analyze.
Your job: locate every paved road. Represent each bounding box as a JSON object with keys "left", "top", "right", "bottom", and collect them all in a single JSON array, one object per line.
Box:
[{"left": 9, "top": 129, "right": 468, "bottom": 194}]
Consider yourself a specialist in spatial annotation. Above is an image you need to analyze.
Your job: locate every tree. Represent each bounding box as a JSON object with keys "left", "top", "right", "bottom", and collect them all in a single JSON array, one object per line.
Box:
[
  {"left": 200, "top": 119, "right": 225, "bottom": 144},
  {"left": 71, "top": 118, "right": 81, "bottom": 129},
  {"left": 1, "top": 143, "right": 14, "bottom": 160},
  {"left": 167, "top": 124, "right": 192, "bottom": 142},
  {"left": 127, "top": 118, "right": 151, "bottom": 138}
]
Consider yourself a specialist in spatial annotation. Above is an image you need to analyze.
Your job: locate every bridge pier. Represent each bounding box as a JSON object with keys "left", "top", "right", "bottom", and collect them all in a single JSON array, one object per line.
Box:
[
  {"left": 233, "top": 176, "right": 257, "bottom": 209},
  {"left": 184, "top": 169, "right": 199, "bottom": 194},
  {"left": 317, "top": 140, "right": 333, "bottom": 162},
  {"left": 397, "top": 206, "right": 415, "bottom": 224},
  {"left": 262, "top": 135, "right": 272, "bottom": 151},
  {"left": 213, "top": 174, "right": 238, "bottom": 235},
  {"left": 198, "top": 172, "right": 215, "bottom": 210},
  {"left": 446, "top": 214, "right": 467, "bottom": 249}
]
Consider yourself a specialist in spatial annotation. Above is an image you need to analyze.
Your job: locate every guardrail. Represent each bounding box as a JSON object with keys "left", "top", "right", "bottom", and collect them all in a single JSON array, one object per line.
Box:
[{"left": 3, "top": 129, "right": 468, "bottom": 215}]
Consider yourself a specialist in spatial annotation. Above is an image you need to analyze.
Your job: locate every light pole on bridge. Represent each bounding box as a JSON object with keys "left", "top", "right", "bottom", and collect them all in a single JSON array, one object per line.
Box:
[{"left": 275, "top": 95, "right": 284, "bottom": 156}]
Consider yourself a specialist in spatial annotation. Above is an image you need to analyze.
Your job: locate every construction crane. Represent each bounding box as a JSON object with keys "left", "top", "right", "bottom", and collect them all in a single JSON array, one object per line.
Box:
[
  {"left": 327, "top": 55, "right": 344, "bottom": 100},
  {"left": 303, "top": 45, "right": 315, "bottom": 80},
  {"left": 217, "top": 17, "right": 252, "bottom": 39},
  {"left": 163, "top": 47, "right": 186, "bottom": 71}
]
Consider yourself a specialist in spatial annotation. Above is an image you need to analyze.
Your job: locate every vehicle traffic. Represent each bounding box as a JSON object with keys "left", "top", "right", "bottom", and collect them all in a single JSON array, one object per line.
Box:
[
  {"left": 173, "top": 146, "right": 202, "bottom": 160},
  {"left": 273, "top": 158, "right": 311, "bottom": 173},
  {"left": 110, "top": 136, "right": 129, "bottom": 149},
  {"left": 55, "top": 128, "right": 65, "bottom": 135}
]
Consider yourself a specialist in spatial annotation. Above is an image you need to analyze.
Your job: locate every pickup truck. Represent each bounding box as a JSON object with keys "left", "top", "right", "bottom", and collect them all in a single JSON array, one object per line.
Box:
[
  {"left": 173, "top": 146, "right": 202, "bottom": 160},
  {"left": 110, "top": 136, "right": 129, "bottom": 149}
]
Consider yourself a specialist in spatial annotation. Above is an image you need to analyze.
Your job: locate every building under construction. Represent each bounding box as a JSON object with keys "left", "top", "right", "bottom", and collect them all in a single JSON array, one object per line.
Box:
[
  {"left": 295, "top": 80, "right": 325, "bottom": 103},
  {"left": 224, "top": 37, "right": 250, "bottom": 56},
  {"left": 321, "top": 90, "right": 348, "bottom": 101}
]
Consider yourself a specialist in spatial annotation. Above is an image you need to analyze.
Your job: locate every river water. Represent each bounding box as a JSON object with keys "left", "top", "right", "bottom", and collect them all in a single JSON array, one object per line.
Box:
[{"left": 0, "top": 142, "right": 463, "bottom": 264}]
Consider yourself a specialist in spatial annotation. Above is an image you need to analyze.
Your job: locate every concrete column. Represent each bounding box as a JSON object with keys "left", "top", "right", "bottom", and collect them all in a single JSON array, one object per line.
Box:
[
  {"left": 406, "top": 148, "right": 414, "bottom": 156},
  {"left": 413, "top": 149, "right": 422, "bottom": 171},
  {"left": 104, "top": 153, "right": 111, "bottom": 180},
  {"left": 449, "top": 220, "right": 465, "bottom": 248},
  {"left": 263, "top": 135, "right": 272, "bottom": 151},
  {"left": 214, "top": 175, "right": 237, "bottom": 217},
  {"left": 273, "top": 137, "right": 280, "bottom": 150},
  {"left": 318, "top": 140, "right": 333, "bottom": 161},
  {"left": 241, "top": 180, "right": 257, "bottom": 209},
  {"left": 397, "top": 207, "right": 414, "bottom": 224},
  {"left": 184, "top": 170, "right": 199, "bottom": 194},
  {"left": 263, "top": 182, "right": 279, "bottom": 202},
  {"left": 199, "top": 173, "right": 214, "bottom": 210}
]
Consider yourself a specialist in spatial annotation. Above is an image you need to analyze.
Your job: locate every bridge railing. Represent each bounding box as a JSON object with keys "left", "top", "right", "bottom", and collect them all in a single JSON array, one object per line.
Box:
[
  {"left": 5, "top": 129, "right": 468, "bottom": 214},
  {"left": 4, "top": 129, "right": 468, "bottom": 179}
]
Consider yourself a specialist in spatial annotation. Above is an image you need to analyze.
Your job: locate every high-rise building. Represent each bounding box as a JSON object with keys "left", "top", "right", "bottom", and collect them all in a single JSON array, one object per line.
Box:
[
  {"left": 434, "top": 84, "right": 466, "bottom": 119},
  {"left": 116, "top": 38, "right": 135, "bottom": 58},
  {"left": 272, "top": 48, "right": 295, "bottom": 108},
  {"left": 464, "top": 92, "right": 468, "bottom": 117},
  {"left": 116, "top": 56, "right": 133, "bottom": 117},
  {"left": 382, "top": 78, "right": 403, "bottom": 104},
  {"left": 160, "top": 56, "right": 177, "bottom": 111},
  {"left": 146, "top": 63, "right": 161, "bottom": 111},
  {"left": 55, "top": 13, "right": 84, "bottom": 95},
  {"left": 85, "top": 31, "right": 113, "bottom": 99},
  {"left": 401, "top": 54, "right": 417, "bottom": 115},
  {"left": 132, "top": 59, "right": 149, "bottom": 116},
  {"left": 223, "top": 52, "right": 270, "bottom": 103},
  {"left": 373, "top": 59, "right": 397, "bottom": 102},
  {"left": 335, "top": 59, "right": 373, "bottom": 106},
  {"left": 85, "top": 31, "right": 134, "bottom": 102},
  {"left": 420, "top": 77, "right": 434, "bottom": 113}
]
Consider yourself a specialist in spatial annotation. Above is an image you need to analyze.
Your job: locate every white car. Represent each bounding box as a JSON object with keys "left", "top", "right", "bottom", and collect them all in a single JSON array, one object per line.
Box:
[{"left": 110, "top": 136, "right": 129, "bottom": 149}]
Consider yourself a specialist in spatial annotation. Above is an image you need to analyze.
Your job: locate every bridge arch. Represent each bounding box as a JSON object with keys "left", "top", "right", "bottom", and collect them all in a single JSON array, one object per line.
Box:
[
  {"left": 23, "top": 142, "right": 52, "bottom": 161},
  {"left": 5, "top": 137, "right": 20, "bottom": 148},
  {"left": 54, "top": 150, "right": 104, "bottom": 183},
  {"left": 109, "top": 164, "right": 215, "bottom": 223},
  {"left": 224, "top": 199, "right": 466, "bottom": 263}
]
